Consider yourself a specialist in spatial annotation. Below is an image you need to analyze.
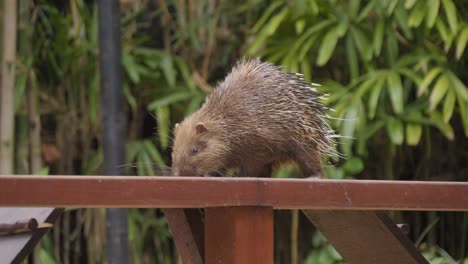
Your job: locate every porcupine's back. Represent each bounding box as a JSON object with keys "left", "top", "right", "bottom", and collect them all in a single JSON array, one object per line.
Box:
[{"left": 197, "top": 58, "right": 336, "bottom": 160}]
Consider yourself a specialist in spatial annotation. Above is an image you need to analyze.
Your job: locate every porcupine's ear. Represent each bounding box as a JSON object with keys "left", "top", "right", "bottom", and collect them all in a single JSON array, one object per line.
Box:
[{"left": 195, "top": 122, "right": 207, "bottom": 134}]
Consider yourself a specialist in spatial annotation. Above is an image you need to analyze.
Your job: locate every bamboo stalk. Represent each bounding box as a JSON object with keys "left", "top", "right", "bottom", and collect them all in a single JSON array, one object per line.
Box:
[
  {"left": 290, "top": 209, "right": 299, "bottom": 264},
  {"left": 27, "top": 71, "right": 42, "bottom": 173},
  {"left": 0, "top": 0, "right": 17, "bottom": 174}
]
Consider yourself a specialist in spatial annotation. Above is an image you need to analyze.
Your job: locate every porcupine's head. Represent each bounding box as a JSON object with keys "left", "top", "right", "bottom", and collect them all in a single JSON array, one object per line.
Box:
[{"left": 171, "top": 115, "right": 230, "bottom": 177}]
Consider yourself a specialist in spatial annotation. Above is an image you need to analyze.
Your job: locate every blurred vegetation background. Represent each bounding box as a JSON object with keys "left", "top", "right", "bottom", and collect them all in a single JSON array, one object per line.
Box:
[{"left": 1, "top": 0, "right": 468, "bottom": 263}]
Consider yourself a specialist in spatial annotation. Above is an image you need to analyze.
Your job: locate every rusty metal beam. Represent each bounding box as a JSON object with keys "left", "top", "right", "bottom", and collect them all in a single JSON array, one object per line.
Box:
[
  {"left": 162, "top": 209, "right": 204, "bottom": 264},
  {"left": 303, "top": 210, "right": 428, "bottom": 264},
  {"left": 1, "top": 176, "right": 468, "bottom": 211},
  {"left": 204, "top": 207, "right": 273, "bottom": 264}
]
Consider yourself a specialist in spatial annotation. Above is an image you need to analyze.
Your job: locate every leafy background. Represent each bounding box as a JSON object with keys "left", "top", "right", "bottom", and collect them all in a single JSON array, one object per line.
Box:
[{"left": 2, "top": 0, "right": 468, "bottom": 263}]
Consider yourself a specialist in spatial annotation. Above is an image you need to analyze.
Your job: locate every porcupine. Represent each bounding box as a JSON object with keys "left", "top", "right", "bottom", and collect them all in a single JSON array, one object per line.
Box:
[{"left": 171, "top": 58, "right": 336, "bottom": 178}]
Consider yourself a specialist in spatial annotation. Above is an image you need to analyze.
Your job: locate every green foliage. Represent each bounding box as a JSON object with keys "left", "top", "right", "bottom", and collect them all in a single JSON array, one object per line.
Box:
[
  {"left": 420, "top": 243, "right": 465, "bottom": 264},
  {"left": 127, "top": 140, "right": 166, "bottom": 176},
  {"left": 247, "top": 0, "right": 468, "bottom": 164},
  {"left": 128, "top": 209, "right": 173, "bottom": 264},
  {"left": 305, "top": 231, "right": 344, "bottom": 264}
]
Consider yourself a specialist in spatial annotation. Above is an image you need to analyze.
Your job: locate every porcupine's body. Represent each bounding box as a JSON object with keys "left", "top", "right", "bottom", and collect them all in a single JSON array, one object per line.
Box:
[{"left": 171, "top": 59, "right": 336, "bottom": 178}]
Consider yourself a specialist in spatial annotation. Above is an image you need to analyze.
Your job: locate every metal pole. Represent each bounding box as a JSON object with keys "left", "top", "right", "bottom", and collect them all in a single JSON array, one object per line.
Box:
[{"left": 98, "top": 1, "right": 129, "bottom": 263}]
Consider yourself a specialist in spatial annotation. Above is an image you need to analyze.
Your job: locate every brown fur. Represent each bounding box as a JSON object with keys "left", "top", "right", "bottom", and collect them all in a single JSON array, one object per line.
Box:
[{"left": 171, "top": 59, "right": 336, "bottom": 178}]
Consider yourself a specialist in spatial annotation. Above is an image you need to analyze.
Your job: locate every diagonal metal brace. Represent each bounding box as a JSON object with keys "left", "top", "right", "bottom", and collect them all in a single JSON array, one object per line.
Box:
[{"left": 303, "top": 210, "right": 429, "bottom": 264}]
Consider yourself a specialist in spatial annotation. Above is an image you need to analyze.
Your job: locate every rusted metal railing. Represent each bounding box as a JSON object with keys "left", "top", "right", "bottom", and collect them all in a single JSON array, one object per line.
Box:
[{"left": 1, "top": 176, "right": 468, "bottom": 264}]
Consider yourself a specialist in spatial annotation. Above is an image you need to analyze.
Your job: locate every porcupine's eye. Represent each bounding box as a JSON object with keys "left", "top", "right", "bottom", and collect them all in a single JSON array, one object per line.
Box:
[{"left": 191, "top": 146, "right": 199, "bottom": 155}]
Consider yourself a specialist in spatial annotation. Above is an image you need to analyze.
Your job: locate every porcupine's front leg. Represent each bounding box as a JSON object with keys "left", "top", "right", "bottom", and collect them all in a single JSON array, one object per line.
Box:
[
  {"left": 293, "top": 147, "right": 324, "bottom": 178},
  {"left": 239, "top": 163, "right": 273, "bottom": 178}
]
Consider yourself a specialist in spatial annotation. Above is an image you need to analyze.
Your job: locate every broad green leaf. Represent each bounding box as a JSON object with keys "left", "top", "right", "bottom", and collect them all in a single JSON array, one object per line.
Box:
[
  {"left": 137, "top": 152, "right": 145, "bottom": 176},
  {"left": 398, "top": 68, "right": 423, "bottom": 85},
  {"left": 147, "top": 92, "right": 193, "bottom": 110},
  {"left": 405, "top": 0, "right": 418, "bottom": 9},
  {"left": 327, "top": 244, "right": 343, "bottom": 260},
  {"left": 297, "top": 19, "right": 335, "bottom": 47},
  {"left": 418, "top": 67, "right": 442, "bottom": 96},
  {"left": 364, "top": 120, "right": 385, "bottom": 140},
  {"left": 174, "top": 57, "right": 196, "bottom": 90},
  {"left": 373, "top": 18, "right": 385, "bottom": 56},
  {"left": 123, "top": 83, "right": 137, "bottom": 112},
  {"left": 266, "top": 45, "right": 289, "bottom": 62},
  {"left": 436, "top": 20, "right": 450, "bottom": 43},
  {"left": 122, "top": 52, "right": 140, "bottom": 83},
  {"left": 143, "top": 140, "right": 165, "bottom": 170},
  {"left": 426, "top": 0, "right": 440, "bottom": 28},
  {"left": 185, "top": 94, "right": 205, "bottom": 115},
  {"left": 386, "top": 117, "right": 404, "bottom": 145},
  {"left": 89, "top": 73, "right": 99, "bottom": 122},
  {"left": 38, "top": 167, "right": 50, "bottom": 176},
  {"left": 401, "top": 111, "right": 435, "bottom": 125},
  {"left": 14, "top": 71, "right": 27, "bottom": 111},
  {"left": 265, "top": 8, "right": 288, "bottom": 35},
  {"left": 429, "top": 74, "right": 449, "bottom": 111},
  {"left": 324, "top": 167, "right": 345, "bottom": 180},
  {"left": 348, "top": 0, "right": 361, "bottom": 18},
  {"left": 357, "top": 1, "right": 375, "bottom": 22},
  {"left": 430, "top": 112, "right": 455, "bottom": 140},
  {"left": 246, "top": 29, "right": 270, "bottom": 55},
  {"left": 126, "top": 142, "right": 141, "bottom": 164},
  {"left": 456, "top": 27, "right": 468, "bottom": 60},
  {"left": 356, "top": 102, "right": 368, "bottom": 156},
  {"left": 386, "top": 28, "right": 399, "bottom": 64},
  {"left": 300, "top": 60, "right": 312, "bottom": 81},
  {"left": 340, "top": 101, "right": 359, "bottom": 155},
  {"left": 125, "top": 141, "right": 142, "bottom": 173},
  {"left": 336, "top": 22, "right": 349, "bottom": 38},
  {"left": 346, "top": 35, "right": 359, "bottom": 80},
  {"left": 406, "top": 123, "right": 422, "bottom": 146},
  {"left": 394, "top": 6, "right": 413, "bottom": 39},
  {"left": 444, "top": 34, "right": 454, "bottom": 52},
  {"left": 350, "top": 26, "right": 372, "bottom": 61},
  {"left": 297, "top": 20, "right": 334, "bottom": 59},
  {"left": 89, "top": 6, "right": 98, "bottom": 45},
  {"left": 355, "top": 76, "right": 376, "bottom": 98},
  {"left": 441, "top": 0, "right": 458, "bottom": 32},
  {"left": 160, "top": 54, "right": 176, "bottom": 87},
  {"left": 141, "top": 151, "right": 155, "bottom": 176},
  {"left": 308, "top": 0, "right": 319, "bottom": 14},
  {"left": 408, "top": 1, "right": 426, "bottom": 27},
  {"left": 343, "top": 157, "right": 364, "bottom": 174},
  {"left": 386, "top": 0, "right": 400, "bottom": 15},
  {"left": 155, "top": 106, "right": 170, "bottom": 150},
  {"left": 252, "top": 0, "right": 284, "bottom": 32},
  {"left": 387, "top": 72, "right": 404, "bottom": 114},
  {"left": 368, "top": 78, "right": 384, "bottom": 119},
  {"left": 283, "top": 54, "right": 298, "bottom": 72},
  {"left": 443, "top": 90, "right": 455, "bottom": 122},
  {"left": 317, "top": 26, "right": 339, "bottom": 66},
  {"left": 447, "top": 71, "right": 468, "bottom": 100},
  {"left": 298, "top": 34, "right": 318, "bottom": 60},
  {"left": 295, "top": 18, "right": 306, "bottom": 34},
  {"left": 39, "top": 248, "right": 56, "bottom": 264},
  {"left": 457, "top": 96, "right": 468, "bottom": 136},
  {"left": 128, "top": 212, "right": 136, "bottom": 240}
]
